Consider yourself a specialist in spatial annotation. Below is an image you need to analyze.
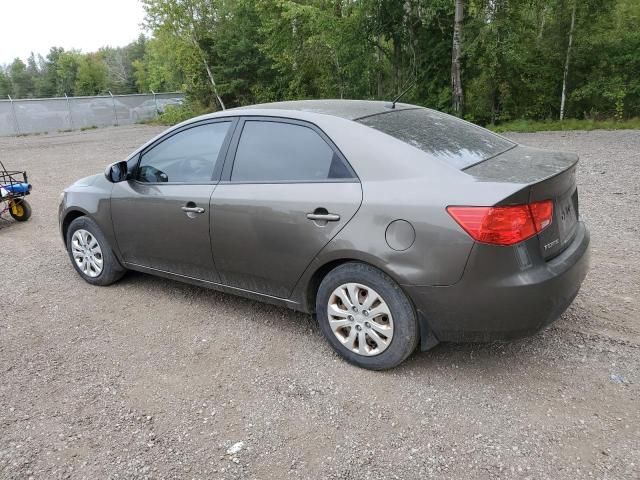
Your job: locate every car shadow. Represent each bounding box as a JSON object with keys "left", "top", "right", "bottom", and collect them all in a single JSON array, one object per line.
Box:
[
  {"left": 117, "top": 270, "right": 319, "bottom": 335},
  {"left": 395, "top": 323, "right": 577, "bottom": 378},
  {"left": 116, "top": 269, "right": 570, "bottom": 374}
]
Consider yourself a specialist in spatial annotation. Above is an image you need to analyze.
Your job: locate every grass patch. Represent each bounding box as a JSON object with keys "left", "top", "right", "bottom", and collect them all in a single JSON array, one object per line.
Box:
[
  {"left": 488, "top": 118, "right": 640, "bottom": 133},
  {"left": 146, "top": 104, "right": 215, "bottom": 126},
  {"left": 80, "top": 125, "right": 98, "bottom": 131},
  {"left": 16, "top": 131, "right": 47, "bottom": 137},
  {"left": 138, "top": 116, "right": 180, "bottom": 127}
]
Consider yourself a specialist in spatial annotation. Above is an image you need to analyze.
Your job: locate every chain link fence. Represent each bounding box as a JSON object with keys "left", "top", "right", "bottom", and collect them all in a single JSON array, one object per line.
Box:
[{"left": 0, "top": 92, "right": 185, "bottom": 137}]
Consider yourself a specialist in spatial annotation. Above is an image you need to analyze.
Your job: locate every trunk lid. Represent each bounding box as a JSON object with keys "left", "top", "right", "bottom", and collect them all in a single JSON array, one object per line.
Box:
[{"left": 464, "top": 145, "right": 580, "bottom": 259}]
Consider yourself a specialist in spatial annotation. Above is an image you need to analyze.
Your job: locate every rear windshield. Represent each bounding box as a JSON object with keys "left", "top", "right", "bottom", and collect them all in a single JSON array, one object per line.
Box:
[{"left": 357, "top": 108, "right": 514, "bottom": 169}]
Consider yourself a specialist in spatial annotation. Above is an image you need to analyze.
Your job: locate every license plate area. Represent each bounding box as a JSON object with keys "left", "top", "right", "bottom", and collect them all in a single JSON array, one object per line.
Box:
[{"left": 556, "top": 189, "right": 578, "bottom": 246}]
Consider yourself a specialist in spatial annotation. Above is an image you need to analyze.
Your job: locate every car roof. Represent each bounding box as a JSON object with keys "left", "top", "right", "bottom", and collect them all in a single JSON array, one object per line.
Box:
[
  {"left": 130, "top": 99, "right": 475, "bottom": 183},
  {"left": 230, "top": 99, "right": 416, "bottom": 121}
]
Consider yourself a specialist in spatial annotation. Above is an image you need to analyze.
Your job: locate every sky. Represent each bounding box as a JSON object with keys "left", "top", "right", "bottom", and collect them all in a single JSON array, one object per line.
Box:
[{"left": 0, "top": 0, "right": 146, "bottom": 66}]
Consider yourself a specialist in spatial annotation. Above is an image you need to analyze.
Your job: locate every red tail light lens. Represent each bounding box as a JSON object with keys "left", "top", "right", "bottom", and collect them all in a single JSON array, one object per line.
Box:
[
  {"left": 447, "top": 200, "right": 553, "bottom": 246},
  {"left": 529, "top": 199, "right": 554, "bottom": 232}
]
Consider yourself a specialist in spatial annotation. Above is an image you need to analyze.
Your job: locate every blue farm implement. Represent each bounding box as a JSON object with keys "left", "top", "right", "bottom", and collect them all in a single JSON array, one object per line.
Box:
[{"left": 0, "top": 160, "right": 32, "bottom": 222}]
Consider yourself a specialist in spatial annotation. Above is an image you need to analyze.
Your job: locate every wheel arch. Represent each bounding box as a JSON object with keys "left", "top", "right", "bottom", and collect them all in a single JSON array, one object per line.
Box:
[
  {"left": 303, "top": 255, "right": 404, "bottom": 314},
  {"left": 61, "top": 209, "right": 88, "bottom": 245},
  {"left": 302, "top": 256, "right": 439, "bottom": 352},
  {"left": 304, "top": 259, "right": 353, "bottom": 313}
]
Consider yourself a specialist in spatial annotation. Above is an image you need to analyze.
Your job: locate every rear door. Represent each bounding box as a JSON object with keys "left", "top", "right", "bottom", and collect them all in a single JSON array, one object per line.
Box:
[
  {"left": 211, "top": 118, "right": 362, "bottom": 298},
  {"left": 111, "top": 119, "right": 235, "bottom": 281}
]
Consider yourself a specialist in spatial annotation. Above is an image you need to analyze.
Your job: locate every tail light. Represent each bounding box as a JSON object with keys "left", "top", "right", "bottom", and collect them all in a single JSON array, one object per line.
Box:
[{"left": 447, "top": 200, "right": 553, "bottom": 246}]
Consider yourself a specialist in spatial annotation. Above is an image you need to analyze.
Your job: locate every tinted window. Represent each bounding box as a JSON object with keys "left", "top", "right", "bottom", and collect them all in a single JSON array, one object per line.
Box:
[
  {"left": 137, "top": 122, "right": 230, "bottom": 183},
  {"left": 358, "top": 109, "right": 514, "bottom": 169},
  {"left": 231, "top": 121, "right": 352, "bottom": 182}
]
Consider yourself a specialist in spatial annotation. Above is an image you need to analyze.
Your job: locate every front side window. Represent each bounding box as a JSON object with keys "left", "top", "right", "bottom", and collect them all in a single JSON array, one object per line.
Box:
[
  {"left": 231, "top": 121, "right": 353, "bottom": 182},
  {"left": 136, "top": 122, "right": 231, "bottom": 183}
]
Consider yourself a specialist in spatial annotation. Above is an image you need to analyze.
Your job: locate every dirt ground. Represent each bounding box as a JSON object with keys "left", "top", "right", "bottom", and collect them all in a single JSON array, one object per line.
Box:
[{"left": 0, "top": 126, "right": 638, "bottom": 479}]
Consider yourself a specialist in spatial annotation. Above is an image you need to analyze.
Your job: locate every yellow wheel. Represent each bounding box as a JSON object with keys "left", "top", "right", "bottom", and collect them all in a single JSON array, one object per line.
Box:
[{"left": 9, "top": 199, "right": 32, "bottom": 222}]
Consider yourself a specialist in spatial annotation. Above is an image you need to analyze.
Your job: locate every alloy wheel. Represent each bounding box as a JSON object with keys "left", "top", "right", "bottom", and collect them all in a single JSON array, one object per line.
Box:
[
  {"left": 71, "top": 229, "right": 104, "bottom": 278},
  {"left": 327, "top": 283, "right": 394, "bottom": 356}
]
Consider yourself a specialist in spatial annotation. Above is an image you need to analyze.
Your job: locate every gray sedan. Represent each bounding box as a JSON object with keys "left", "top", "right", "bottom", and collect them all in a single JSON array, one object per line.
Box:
[{"left": 58, "top": 100, "right": 589, "bottom": 370}]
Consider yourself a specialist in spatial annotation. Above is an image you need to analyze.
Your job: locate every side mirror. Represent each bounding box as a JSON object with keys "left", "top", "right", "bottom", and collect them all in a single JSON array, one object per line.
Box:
[{"left": 104, "top": 161, "right": 128, "bottom": 183}]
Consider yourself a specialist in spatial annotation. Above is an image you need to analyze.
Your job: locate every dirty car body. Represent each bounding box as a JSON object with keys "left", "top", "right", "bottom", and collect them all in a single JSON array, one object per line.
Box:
[{"left": 59, "top": 100, "right": 590, "bottom": 367}]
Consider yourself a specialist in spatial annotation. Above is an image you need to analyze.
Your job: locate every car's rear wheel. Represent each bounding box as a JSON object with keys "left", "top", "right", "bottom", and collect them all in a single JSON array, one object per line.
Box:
[
  {"left": 66, "top": 216, "right": 125, "bottom": 286},
  {"left": 316, "top": 262, "right": 419, "bottom": 370}
]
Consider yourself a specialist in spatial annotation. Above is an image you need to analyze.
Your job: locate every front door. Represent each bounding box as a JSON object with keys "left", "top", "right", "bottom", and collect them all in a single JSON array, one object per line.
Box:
[
  {"left": 111, "top": 120, "right": 234, "bottom": 282},
  {"left": 211, "top": 118, "right": 362, "bottom": 298}
]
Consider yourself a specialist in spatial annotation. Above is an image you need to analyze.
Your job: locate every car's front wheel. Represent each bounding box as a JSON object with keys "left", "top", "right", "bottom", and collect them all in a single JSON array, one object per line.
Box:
[
  {"left": 66, "top": 216, "right": 125, "bottom": 286},
  {"left": 316, "top": 262, "right": 419, "bottom": 370}
]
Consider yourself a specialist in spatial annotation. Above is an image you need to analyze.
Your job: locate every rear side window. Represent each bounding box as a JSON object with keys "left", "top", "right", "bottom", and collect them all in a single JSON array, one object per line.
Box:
[
  {"left": 358, "top": 109, "right": 514, "bottom": 169},
  {"left": 137, "top": 122, "right": 230, "bottom": 183},
  {"left": 231, "top": 121, "right": 353, "bottom": 182}
]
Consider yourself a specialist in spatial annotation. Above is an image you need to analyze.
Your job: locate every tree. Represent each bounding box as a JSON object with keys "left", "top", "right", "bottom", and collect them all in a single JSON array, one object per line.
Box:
[
  {"left": 26, "top": 53, "right": 43, "bottom": 96},
  {"left": 35, "top": 48, "right": 62, "bottom": 97},
  {"left": 9, "top": 58, "right": 34, "bottom": 98},
  {"left": 257, "top": 0, "right": 352, "bottom": 100},
  {"left": 566, "top": 0, "right": 635, "bottom": 118},
  {"left": 451, "top": 0, "right": 464, "bottom": 114},
  {"left": 1, "top": 0, "right": 636, "bottom": 124},
  {"left": 559, "top": 1, "right": 576, "bottom": 120},
  {"left": 75, "top": 53, "right": 108, "bottom": 95},
  {"left": 133, "top": 29, "right": 197, "bottom": 94},
  {"left": 101, "top": 35, "right": 148, "bottom": 94},
  {"left": 0, "top": 69, "right": 11, "bottom": 97},
  {"left": 56, "top": 51, "right": 82, "bottom": 96},
  {"left": 209, "top": 0, "right": 273, "bottom": 106},
  {"left": 143, "top": 0, "right": 226, "bottom": 109}
]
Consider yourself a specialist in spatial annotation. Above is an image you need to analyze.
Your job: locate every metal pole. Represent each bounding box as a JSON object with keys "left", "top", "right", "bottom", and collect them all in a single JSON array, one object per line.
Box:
[
  {"left": 109, "top": 91, "right": 118, "bottom": 126},
  {"left": 7, "top": 95, "right": 21, "bottom": 136},
  {"left": 64, "top": 93, "right": 74, "bottom": 130},
  {"left": 151, "top": 90, "right": 159, "bottom": 118}
]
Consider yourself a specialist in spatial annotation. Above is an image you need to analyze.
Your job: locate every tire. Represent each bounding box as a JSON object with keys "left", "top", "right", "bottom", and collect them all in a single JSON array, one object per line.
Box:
[
  {"left": 66, "top": 216, "right": 126, "bottom": 286},
  {"left": 9, "top": 198, "right": 32, "bottom": 222},
  {"left": 316, "top": 262, "right": 419, "bottom": 370}
]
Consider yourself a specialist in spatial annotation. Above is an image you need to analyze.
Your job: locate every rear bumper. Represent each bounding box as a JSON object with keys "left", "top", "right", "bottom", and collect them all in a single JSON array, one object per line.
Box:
[{"left": 406, "top": 221, "right": 590, "bottom": 343}]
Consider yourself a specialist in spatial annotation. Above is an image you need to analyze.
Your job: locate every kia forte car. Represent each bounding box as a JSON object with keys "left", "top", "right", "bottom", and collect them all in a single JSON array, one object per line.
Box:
[{"left": 58, "top": 100, "right": 589, "bottom": 370}]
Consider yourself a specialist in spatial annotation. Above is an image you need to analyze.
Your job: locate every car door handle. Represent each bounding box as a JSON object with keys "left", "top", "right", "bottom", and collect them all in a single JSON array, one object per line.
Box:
[
  {"left": 181, "top": 206, "right": 205, "bottom": 214},
  {"left": 306, "top": 213, "right": 340, "bottom": 222}
]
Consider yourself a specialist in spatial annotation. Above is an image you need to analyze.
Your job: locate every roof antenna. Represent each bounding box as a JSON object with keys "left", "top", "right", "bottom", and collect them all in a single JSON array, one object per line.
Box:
[{"left": 386, "top": 80, "right": 417, "bottom": 110}]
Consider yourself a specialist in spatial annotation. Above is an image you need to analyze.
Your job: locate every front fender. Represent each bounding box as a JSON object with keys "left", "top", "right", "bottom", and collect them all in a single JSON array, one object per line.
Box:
[{"left": 58, "top": 175, "right": 116, "bottom": 257}]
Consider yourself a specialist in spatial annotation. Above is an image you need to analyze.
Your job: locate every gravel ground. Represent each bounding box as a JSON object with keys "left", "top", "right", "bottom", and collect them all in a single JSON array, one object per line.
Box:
[{"left": 0, "top": 126, "right": 638, "bottom": 479}]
